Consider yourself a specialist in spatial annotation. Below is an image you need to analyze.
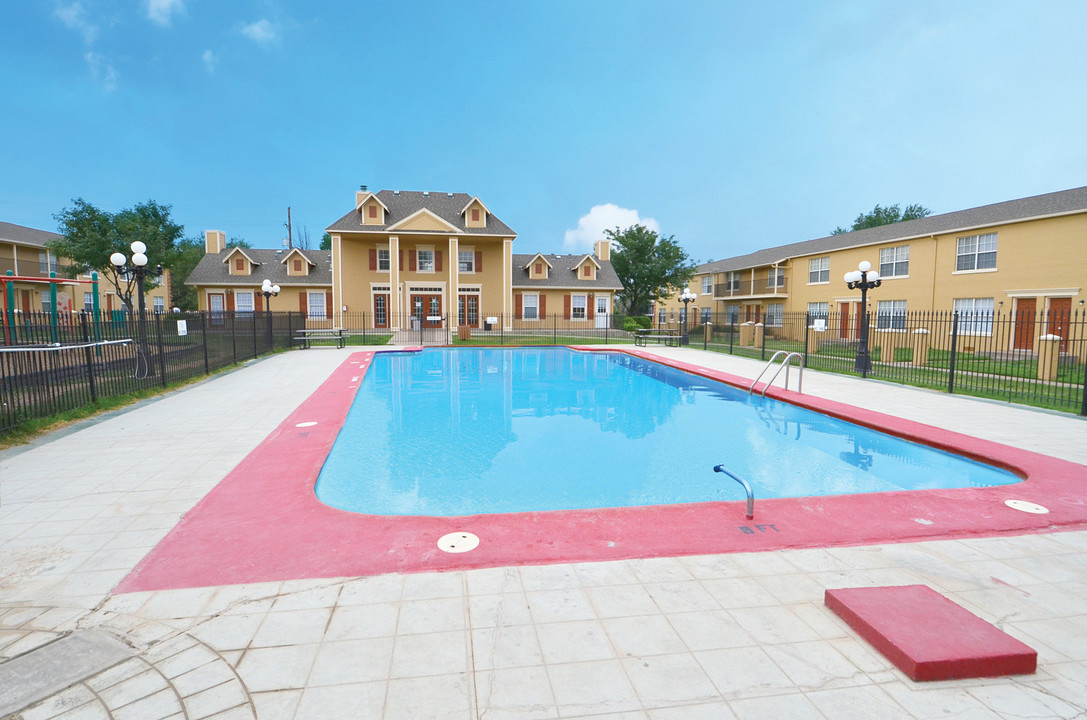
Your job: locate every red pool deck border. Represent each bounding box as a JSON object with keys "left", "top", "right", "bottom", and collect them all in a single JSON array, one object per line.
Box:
[
  {"left": 825, "top": 585, "right": 1037, "bottom": 681},
  {"left": 118, "top": 348, "right": 1087, "bottom": 593}
]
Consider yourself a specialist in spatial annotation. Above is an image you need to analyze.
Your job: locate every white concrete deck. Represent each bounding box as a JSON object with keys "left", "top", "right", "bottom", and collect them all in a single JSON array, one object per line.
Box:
[{"left": 1, "top": 346, "right": 1085, "bottom": 719}]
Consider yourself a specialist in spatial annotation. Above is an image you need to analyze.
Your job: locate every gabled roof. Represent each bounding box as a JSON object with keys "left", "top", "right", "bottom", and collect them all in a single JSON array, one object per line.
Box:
[
  {"left": 279, "top": 247, "right": 315, "bottom": 266},
  {"left": 355, "top": 191, "right": 389, "bottom": 211},
  {"left": 222, "top": 247, "right": 261, "bottom": 266},
  {"left": 459, "top": 196, "right": 492, "bottom": 217},
  {"left": 0, "top": 221, "right": 61, "bottom": 248},
  {"left": 186, "top": 249, "right": 332, "bottom": 287},
  {"left": 573, "top": 254, "right": 601, "bottom": 269},
  {"left": 326, "top": 190, "right": 516, "bottom": 236},
  {"left": 386, "top": 207, "right": 461, "bottom": 233},
  {"left": 523, "top": 253, "right": 553, "bottom": 269},
  {"left": 696, "top": 185, "right": 1087, "bottom": 275},
  {"left": 511, "top": 253, "right": 622, "bottom": 290}
]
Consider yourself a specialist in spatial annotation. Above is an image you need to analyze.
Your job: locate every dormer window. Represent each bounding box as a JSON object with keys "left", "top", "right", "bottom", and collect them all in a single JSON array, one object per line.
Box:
[
  {"left": 369, "top": 205, "right": 377, "bottom": 219},
  {"left": 472, "top": 208, "right": 480, "bottom": 222},
  {"left": 583, "top": 266, "right": 590, "bottom": 277},
  {"left": 535, "top": 262, "right": 542, "bottom": 274},
  {"left": 235, "top": 258, "right": 244, "bottom": 271},
  {"left": 294, "top": 259, "right": 302, "bottom": 272}
]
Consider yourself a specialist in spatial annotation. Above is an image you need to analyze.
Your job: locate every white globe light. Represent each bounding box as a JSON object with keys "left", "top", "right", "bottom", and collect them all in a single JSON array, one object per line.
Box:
[
  {"left": 858, "top": 260, "right": 871, "bottom": 272},
  {"left": 132, "top": 252, "right": 148, "bottom": 267},
  {"left": 110, "top": 252, "right": 126, "bottom": 267},
  {"left": 866, "top": 270, "right": 880, "bottom": 282},
  {"left": 130, "top": 241, "right": 147, "bottom": 254},
  {"left": 261, "top": 279, "right": 272, "bottom": 291},
  {"left": 272, "top": 285, "right": 280, "bottom": 294}
]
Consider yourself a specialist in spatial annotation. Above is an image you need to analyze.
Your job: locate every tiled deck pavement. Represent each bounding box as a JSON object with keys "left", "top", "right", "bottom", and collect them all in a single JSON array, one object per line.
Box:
[{"left": 2, "top": 346, "right": 1086, "bottom": 719}]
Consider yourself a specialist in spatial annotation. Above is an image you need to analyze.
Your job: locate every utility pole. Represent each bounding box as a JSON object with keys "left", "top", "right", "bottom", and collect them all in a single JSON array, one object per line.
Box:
[{"left": 286, "top": 207, "right": 293, "bottom": 249}]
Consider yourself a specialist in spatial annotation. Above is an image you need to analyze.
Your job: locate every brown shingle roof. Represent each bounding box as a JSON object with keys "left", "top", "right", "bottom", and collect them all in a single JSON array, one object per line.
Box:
[
  {"left": 185, "top": 249, "right": 332, "bottom": 287},
  {"left": 325, "top": 190, "right": 516, "bottom": 236},
  {"left": 0, "top": 221, "right": 61, "bottom": 248},
  {"left": 511, "top": 253, "right": 622, "bottom": 290}
]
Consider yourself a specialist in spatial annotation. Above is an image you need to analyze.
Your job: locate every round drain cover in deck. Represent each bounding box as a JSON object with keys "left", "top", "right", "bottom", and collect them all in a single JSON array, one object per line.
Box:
[
  {"left": 438, "top": 532, "right": 479, "bottom": 553},
  {"left": 1005, "top": 499, "right": 1049, "bottom": 514}
]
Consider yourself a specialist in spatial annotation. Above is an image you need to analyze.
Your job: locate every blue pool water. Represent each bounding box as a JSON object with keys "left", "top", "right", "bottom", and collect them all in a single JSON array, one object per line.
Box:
[{"left": 314, "top": 347, "right": 1019, "bottom": 516}]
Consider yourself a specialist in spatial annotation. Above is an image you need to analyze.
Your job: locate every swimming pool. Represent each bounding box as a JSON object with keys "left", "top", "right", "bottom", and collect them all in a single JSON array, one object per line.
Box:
[{"left": 314, "top": 347, "right": 1019, "bottom": 516}]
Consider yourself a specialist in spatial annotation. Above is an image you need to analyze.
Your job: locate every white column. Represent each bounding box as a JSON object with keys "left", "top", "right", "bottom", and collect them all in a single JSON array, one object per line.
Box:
[
  {"left": 503, "top": 238, "right": 513, "bottom": 329},
  {"left": 448, "top": 236, "right": 459, "bottom": 324},
  {"left": 389, "top": 235, "right": 400, "bottom": 330}
]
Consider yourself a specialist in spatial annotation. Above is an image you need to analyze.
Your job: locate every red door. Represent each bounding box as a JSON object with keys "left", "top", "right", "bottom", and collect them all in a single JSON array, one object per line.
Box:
[
  {"left": 839, "top": 302, "right": 851, "bottom": 338},
  {"left": 373, "top": 294, "right": 389, "bottom": 329},
  {"left": 458, "top": 295, "right": 479, "bottom": 328},
  {"left": 1014, "top": 298, "right": 1035, "bottom": 349},
  {"left": 410, "top": 294, "right": 443, "bottom": 328},
  {"left": 1048, "top": 298, "right": 1072, "bottom": 351}
]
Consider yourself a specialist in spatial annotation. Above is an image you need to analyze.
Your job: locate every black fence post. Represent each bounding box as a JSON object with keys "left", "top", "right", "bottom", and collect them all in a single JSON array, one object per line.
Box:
[
  {"left": 760, "top": 320, "right": 766, "bottom": 361},
  {"left": 553, "top": 313, "right": 557, "bottom": 345},
  {"left": 803, "top": 311, "right": 810, "bottom": 366},
  {"left": 948, "top": 311, "right": 959, "bottom": 395},
  {"left": 230, "top": 312, "right": 237, "bottom": 364},
  {"left": 155, "top": 312, "right": 167, "bottom": 387},
  {"left": 79, "top": 311, "right": 98, "bottom": 403},
  {"left": 200, "top": 312, "right": 210, "bottom": 375}
]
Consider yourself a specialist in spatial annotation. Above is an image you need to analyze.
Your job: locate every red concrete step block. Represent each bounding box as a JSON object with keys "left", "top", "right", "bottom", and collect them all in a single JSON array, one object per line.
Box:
[{"left": 825, "top": 584, "right": 1037, "bottom": 681}]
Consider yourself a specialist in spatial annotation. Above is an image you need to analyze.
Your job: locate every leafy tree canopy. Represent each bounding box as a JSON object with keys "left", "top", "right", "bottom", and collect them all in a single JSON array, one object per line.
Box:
[
  {"left": 830, "top": 203, "right": 932, "bottom": 235},
  {"left": 607, "top": 225, "right": 696, "bottom": 316},
  {"left": 49, "top": 198, "right": 184, "bottom": 312},
  {"left": 320, "top": 232, "right": 332, "bottom": 251},
  {"left": 226, "top": 236, "right": 251, "bottom": 249},
  {"left": 170, "top": 236, "right": 205, "bottom": 311}
]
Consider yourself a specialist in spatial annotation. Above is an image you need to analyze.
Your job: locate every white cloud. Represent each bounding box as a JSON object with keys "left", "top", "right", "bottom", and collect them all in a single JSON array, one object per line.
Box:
[
  {"left": 84, "top": 52, "right": 118, "bottom": 91},
  {"left": 240, "top": 18, "right": 277, "bottom": 45},
  {"left": 563, "top": 204, "right": 660, "bottom": 252},
  {"left": 54, "top": 1, "right": 97, "bottom": 44},
  {"left": 146, "top": 0, "right": 185, "bottom": 27},
  {"left": 202, "top": 49, "right": 217, "bottom": 73}
]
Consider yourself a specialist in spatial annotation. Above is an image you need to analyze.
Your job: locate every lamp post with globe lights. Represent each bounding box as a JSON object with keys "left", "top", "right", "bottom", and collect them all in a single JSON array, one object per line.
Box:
[
  {"left": 679, "top": 288, "right": 698, "bottom": 345},
  {"left": 258, "top": 279, "right": 280, "bottom": 347},
  {"left": 844, "top": 260, "right": 881, "bottom": 375},
  {"left": 110, "top": 241, "right": 163, "bottom": 377}
]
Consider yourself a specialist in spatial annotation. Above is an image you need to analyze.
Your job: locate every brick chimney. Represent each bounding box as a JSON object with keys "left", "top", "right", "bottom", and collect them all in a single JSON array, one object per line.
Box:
[{"left": 205, "top": 230, "right": 225, "bottom": 254}]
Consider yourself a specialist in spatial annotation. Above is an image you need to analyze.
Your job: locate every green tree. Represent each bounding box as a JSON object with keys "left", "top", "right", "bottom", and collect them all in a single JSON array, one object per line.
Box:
[
  {"left": 320, "top": 232, "right": 332, "bottom": 251},
  {"left": 831, "top": 203, "right": 931, "bottom": 235},
  {"left": 169, "top": 236, "right": 205, "bottom": 311},
  {"left": 49, "top": 198, "right": 184, "bottom": 313},
  {"left": 607, "top": 225, "right": 696, "bottom": 316},
  {"left": 226, "top": 236, "right": 251, "bottom": 249}
]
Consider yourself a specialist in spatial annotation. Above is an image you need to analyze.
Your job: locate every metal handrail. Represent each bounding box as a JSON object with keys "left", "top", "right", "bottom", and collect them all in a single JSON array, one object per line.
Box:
[
  {"left": 748, "top": 350, "right": 804, "bottom": 396},
  {"left": 714, "top": 464, "right": 754, "bottom": 519}
]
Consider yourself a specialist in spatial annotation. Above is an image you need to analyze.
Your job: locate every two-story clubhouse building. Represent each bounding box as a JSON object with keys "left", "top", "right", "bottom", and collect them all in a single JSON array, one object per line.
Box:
[{"left": 660, "top": 186, "right": 1087, "bottom": 349}]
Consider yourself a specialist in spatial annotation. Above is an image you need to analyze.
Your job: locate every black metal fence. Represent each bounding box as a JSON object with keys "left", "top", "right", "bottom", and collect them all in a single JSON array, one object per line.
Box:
[{"left": 690, "top": 309, "right": 1087, "bottom": 415}]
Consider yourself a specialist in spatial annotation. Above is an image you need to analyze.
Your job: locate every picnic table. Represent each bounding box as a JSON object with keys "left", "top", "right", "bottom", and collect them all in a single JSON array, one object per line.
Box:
[
  {"left": 634, "top": 328, "right": 680, "bottom": 347},
  {"left": 294, "top": 328, "right": 346, "bottom": 349}
]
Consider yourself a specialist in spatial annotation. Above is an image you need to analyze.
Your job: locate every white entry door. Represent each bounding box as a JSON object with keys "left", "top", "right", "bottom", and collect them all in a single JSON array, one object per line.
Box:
[{"left": 595, "top": 295, "right": 609, "bottom": 328}]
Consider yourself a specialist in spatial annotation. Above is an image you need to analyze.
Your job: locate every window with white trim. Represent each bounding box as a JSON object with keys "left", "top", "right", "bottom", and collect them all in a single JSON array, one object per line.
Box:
[
  {"left": 377, "top": 248, "right": 390, "bottom": 271},
  {"left": 458, "top": 250, "right": 475, "bottom": 272},
  {"left": 953, "top": 297, "right": 994, "bottom": 334},
  {"left": 84, "top": 292, "right": 94, "bottom": 311},
  {"left": 728, "top": 271, "right": 741, "bottom": 291},
  {"left": 700, "top": 307, "right": 711, "bottom": 323},
  {"left": 808, "top": 257, "right": 829, "bottom": 284},
  {"left": 768, "top": 268, "right": 785, "bottom": 288},
  {"left": 701, "top": 276, "right": 713, "bottom": 294},
  {"left": 765, "top": 303, "right": 784, "bottom": 327},
  {"left": 523, "top": 293, "right": 539, "bottom": 320},
  {"left": 308, "top": 291, "right": 327, "bottom": 320},
  {"left": 876, "top": 300, "right": 907, "bottom": 329},
  {"left": 571, "top": 294, "right": 587, "bottom": 320},
  {"left": 658, "top": 308, "right": 666, "bottom": 324},
  {"left": 956, "top": 233, "right": 997, "bottom": 271},
  {"left": 726, "top": 305, "right": 739, "bottom": 324},
  {"left": 417, "top": 248, "right": 434, "bottom": 272},
  {"left": 153, "top": 296, "right": 165, "bottom": 314},
  {"left": 235, "top": 291, "right": 254, "bottom": 316},
  {"left": 807, "top": 302, "right": 829, "bottom": 320},
  {"left": 879, "top": 245, "right": 909, "bottom": 277}
]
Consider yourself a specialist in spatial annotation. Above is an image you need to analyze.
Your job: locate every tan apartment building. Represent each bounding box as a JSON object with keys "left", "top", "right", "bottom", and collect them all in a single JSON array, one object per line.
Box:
[
  {"left": 2, "top": 220, "right": 171, "bottom": 318},
  {"left": 185, "top": 231, "right": 333, "bottom": 318},
  {"left": 325, "top": 188, "right": 621, "bottom": 331},
  {"left": 660, "top": 186, "right": 1087, "bottom": 350}
]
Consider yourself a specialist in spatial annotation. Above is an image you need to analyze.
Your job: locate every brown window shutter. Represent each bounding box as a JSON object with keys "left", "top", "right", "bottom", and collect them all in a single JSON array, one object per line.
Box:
[
  {"left": 587, "top": 293, "right": 594, "bottom": 320},
  {"left": 299, "top": 293, "right": 307, "bottom": 315},
  {"left": 226, "top": 293, "right": 235, "bottom": 312},
  {"left": 255, "top": 294, "right": 262, "bottom": 313},
  {"left": 539, "top": 295, "right": 547, "bottom": 319},
  {"left": 399, "top": 250, "right": 404, "bottom": 271},
  {"left": 472, "top": 208, "right": 479, "bottom": 221},
  {"left": 475, "top": 251, "right": 483, "bottom": 272},
  {"left": 294, "top": 259, "right": 301, "bottom": 272},
  {"left": 369, "top": 249, "right": 377, "bottom": 271},
  {"left": 564, "top": 294, "right": 571, "bottom": 320},
  {"left": 435, "top": 250, "right": 443, "bottom": 272},
  {"left": 409, "top": 250, "right": 416, "bottom": 271},
  {"left": 515, "top": 294, "right": 522, "bottom": 320},
  {"left": 326, "top": 292, "right": 333, "bottom": 314},
  {"left": 369, "top": 204, "right": 377, "bottom": 218}
]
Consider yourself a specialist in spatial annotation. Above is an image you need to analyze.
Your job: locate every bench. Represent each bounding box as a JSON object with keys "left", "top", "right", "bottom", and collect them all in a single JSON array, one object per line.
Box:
[
  {"left": 294, "top": 328, "right": 345, "bottom": 349},
  {"left": 634, "top": 329, "right": 680, "bottom": 347}
]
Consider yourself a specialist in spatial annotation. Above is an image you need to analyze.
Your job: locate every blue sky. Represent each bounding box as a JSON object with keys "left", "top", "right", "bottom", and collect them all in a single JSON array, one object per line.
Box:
[{"left": 2, "top": 1, "right": 1086, "bottom": 263}]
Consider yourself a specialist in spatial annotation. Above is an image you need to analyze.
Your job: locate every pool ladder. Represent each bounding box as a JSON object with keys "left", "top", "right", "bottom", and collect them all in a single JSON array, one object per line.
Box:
[
  {"left": 714, "top": 465, "right": 754, "bottom": 519},
  {"left": 749, "top": 351, "right": 804, "bottom": 396}
]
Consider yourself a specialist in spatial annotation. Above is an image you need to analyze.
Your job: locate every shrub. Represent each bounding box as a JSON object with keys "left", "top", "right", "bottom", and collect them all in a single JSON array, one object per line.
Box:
[{"left": 623, "top": 316, "right": 652, "bottom": 331}]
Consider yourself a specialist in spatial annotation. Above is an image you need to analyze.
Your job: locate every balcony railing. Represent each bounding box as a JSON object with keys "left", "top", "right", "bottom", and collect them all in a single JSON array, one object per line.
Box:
[{"left": 714, "top": 276, "right": 788, "bottom": 297}]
